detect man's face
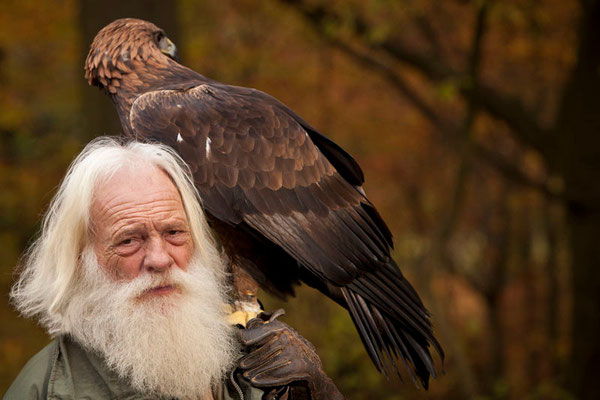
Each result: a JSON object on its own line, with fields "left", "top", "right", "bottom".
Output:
{"left": 69, "top": 177, "right": 236, "bottom": 398}
{"left": 90, "top": 166, "right": 193, "bottom": 291}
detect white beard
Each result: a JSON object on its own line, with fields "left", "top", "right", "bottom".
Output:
{"left": 62, "top": 248, "right": 238, "bottom": 399}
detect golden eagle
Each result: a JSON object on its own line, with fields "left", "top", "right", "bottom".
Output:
{"left": 85, "top": 18, "right": 443, "bottom": 387}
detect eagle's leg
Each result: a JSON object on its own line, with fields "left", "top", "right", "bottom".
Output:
{"left": 232, "top": 263, "right": 261, "bottom": 314}
{"left": 225, "top": 260, "right": 262, "bottom": 327}
{"left": 209, "top": 216, "right": 263, "bottom": 325}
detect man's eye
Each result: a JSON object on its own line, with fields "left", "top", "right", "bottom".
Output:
{"left": 166, "top": 230, "right": 188, "bottom": 244}
{"left": 119, "top": 238, "right": 135, "bottom": 246}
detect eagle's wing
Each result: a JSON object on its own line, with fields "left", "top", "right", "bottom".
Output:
{"left": 129, "top": 83, "right": 442, "bottom": 385}
{"left": 130, "top": 84, "right": 384, "bottom": 283}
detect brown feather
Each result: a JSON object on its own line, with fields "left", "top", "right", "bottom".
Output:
{"left": 85, "top": 18, "right": 443, "bottom": 386}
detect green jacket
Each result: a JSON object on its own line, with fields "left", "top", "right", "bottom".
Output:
{"left": 4, "top": 336, "right": 263, "bottom": 400}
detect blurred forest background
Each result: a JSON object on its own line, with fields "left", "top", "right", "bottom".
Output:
{"left": 1, "top": 0, "right": 599, "bottom": 399}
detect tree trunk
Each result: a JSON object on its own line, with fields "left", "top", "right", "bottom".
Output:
{"left": 553, "top": 2, "right": 600, "bottom": 398}
{"left": 566, "top": 212, "right": 600, "bottom": 399}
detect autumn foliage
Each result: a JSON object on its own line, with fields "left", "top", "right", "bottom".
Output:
{"left": 1, "top": 1, "right": 597, "bottom": 399}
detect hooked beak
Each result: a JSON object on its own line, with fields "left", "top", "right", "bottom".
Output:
{"left": 160, "top": 38, "right": 179, "bottom": 62}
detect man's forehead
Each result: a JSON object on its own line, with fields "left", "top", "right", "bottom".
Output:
{"left": 91, "top": 166, "right": 186, "bottom": 223}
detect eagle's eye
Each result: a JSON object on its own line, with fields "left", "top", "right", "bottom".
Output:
{"left": 154, "top": 31, "right": 165, "bottom": 44}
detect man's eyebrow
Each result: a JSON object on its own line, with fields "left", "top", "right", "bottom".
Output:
{"left": 112, "top": 224, "right": 145, "bottom": 240}
{"left": 159, "top": 218, "right": 190, "bottom": 228}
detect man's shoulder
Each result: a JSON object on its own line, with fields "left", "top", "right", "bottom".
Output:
{"left": 4, "top": 339, "right": 58, "bottom": 400}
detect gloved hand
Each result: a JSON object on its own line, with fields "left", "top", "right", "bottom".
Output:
{"left": 237, "top": 309, "right": 344, "bottom": 400}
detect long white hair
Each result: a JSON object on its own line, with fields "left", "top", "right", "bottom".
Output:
{"left": 10, "top": 137, "right": 225, "bottom": 335}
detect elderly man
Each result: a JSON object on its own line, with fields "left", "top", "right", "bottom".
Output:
{"left": 6, "top": 138, "right": 342, "bottom": 400}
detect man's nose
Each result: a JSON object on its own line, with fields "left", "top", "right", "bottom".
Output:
{"left": 143, "top": 236, "right": 172, "bottom": 273}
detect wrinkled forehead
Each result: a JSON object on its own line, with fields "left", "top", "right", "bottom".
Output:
{"left": 90, "top": 165, "right": 186, "bottom": 224}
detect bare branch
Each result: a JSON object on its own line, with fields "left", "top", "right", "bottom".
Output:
{"left": 278, "top": 0, "right": 550, "bottom": 154}
{"left": 328, "top": 38, "right": 447, "bottom": 132}
{"left": 275, "top": 0, "right": 565, "bottom": 201}
{"left": 436, "top": 0, "right": 490, "bottom": 246}
{"left": 472, "top": 144, "right": 562, "bottom": 200}
{"left": 301, "top": 4, "right": 561, "bottom": 201}
{"left": 469, "top": 85, "right": 549, "bottom": 153}
{"left": 415, "top": 12, "right": 443, "bottom": 58}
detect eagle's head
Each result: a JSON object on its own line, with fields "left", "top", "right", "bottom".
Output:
{"left": 84, "top": 18, "right": 179, "bottom": 94}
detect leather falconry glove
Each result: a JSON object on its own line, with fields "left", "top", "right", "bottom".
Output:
{"left": 237, "top": 309, "right": 344, "bottom": 400}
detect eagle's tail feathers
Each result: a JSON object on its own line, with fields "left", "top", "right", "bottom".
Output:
{"left": 341, "top": 284, "right": 442, "bottom": 389}
{"left": 341, "top": 287, "right": 385, "bottom": 372}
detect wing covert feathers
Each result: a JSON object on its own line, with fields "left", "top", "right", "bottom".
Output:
{"left": 128, "top": 82, "right": 443, "bottom": 386}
